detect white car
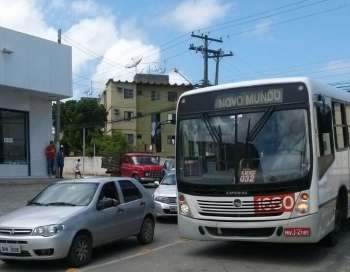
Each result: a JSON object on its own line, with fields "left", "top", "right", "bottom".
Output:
{"left": 153, "top": 172, "right": 177, "bottom": 217}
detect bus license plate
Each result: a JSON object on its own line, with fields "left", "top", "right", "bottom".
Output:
{"left": 0, "top": 243, "right": 21, "bottom": 254}
{"left": 284, "top": 227, "right": 311, "bottom": 237}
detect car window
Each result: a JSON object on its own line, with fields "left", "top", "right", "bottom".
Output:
{"left": 119, "top": 180, "right": 143, "bottom": 202}
{"left": 161, "top": 174, "right": 176, "bottom": 185}
{"left": 98, "top": 182, "right": 119, "bottom": 202}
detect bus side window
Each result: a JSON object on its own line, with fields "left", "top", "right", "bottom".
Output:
{"left": 332, "top": 102, "right": 348, "bottom": 150}
{"left": 315, "top": 103, "right": 335, "bottom": 178}
{"left": 345, "top": 105, "right": 350, "bottom": 144}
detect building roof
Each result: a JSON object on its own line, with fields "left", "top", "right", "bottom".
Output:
{"left": 105, "top": 73, "right": 193, "bottom": 88}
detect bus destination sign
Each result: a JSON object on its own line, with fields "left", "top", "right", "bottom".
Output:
{"left": 214, "top": 88, "right": 283, "bottom": 110}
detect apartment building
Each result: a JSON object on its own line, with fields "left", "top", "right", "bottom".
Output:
{"left": 100, "top": 73, "right": 192, "bottom": 157}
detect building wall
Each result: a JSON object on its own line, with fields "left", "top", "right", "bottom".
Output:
{"left": 0, "top": 26, "right": 72, "bottom": 98}
{"left": 104, "top": 81, "right": 137, "bottom": 144}
{"left": 0, "top": 88, "right": 52, "bottom": 177}
{"left": 136, "top": 84, "right": 189, "bottom": 157}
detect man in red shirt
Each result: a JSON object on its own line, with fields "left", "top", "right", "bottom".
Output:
{"left": 45, "top": 141, "right": 56, "bottom": 177}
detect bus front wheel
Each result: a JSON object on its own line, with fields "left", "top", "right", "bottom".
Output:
{"left": 322, "top": 193, "right": 347, "bottom": 247}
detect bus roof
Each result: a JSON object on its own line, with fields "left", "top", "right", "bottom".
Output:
{"left": 179, "top": 77, "right": 350, "bottom": 103}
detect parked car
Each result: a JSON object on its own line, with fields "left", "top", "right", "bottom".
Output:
{"left": 153, "top": 171, "right": 177, "bottom": 217}
{"left": 120, "top": 153, "right": 163, "bottom": 183}
{"left": 0, "top": 178, "right": 155, "bottom": 267}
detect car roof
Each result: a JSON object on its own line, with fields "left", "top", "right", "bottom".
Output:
{"left": 125, "top": 153, "right": 158, "bottom": 157}
{"left": 57, "top": 177, "right": 136, "bottom": 184}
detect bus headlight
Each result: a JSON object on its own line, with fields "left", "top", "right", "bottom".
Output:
{"left": 293, "top": 192, "right": 309, "bottom": 215}
{"left": 178, "top": 194, "right": 192, "bottom": 217}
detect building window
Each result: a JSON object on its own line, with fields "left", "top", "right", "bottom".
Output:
{"left": 151, "top": 90, "right": 160, "bottom": 101}
{"left": 168, "top": 91, "right": 177, "bottom": 102}
{"left": 137, "top": 89, "right": 142, "bottom": 95}
{"left": 0, "top": 109, "right": 28, "bottom": 164}
{"left": 137, "top": 134, "right": 142, "bottom": 140}
{"left": 124, "top": 111, "right": 134, "bottom": 121}
{"left": 126, "top": 134, "right": 134, "bottom": 145}
{"left": 114, "top": 109, "right": 120, "bottom": 116}
{"left": 167, "top": 135, "right": 175, "bottom": 145}
{"left": 167, "top": 113, "right": 176, "bottom": 123}
{"left": 137, "top": 112, "right": 143, "bottom": 118}
{"left": 124, "top": 89, "right": 134, "bottom": 99}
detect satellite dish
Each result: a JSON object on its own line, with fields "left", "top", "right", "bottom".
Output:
{"left": 125, "top": 56, "right": 142, "bottom": 69}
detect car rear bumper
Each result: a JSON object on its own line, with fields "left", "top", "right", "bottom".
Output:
{"left": 0, "top": 231, "right": 74, "bottom": 261}
{"left": 178, "top": 213, "right": 321, "bottom": 243}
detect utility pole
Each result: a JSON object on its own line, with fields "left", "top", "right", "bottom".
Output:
{"left": 189, "top": 32, "right": 222, "bottom": 86}
{"left": 209, "top": 49, "right": 234, "bottom": 85}
{"left": 55, "top": 29, "right": 62, "bottom": 178}
{"left": 55, "top": 29, "right": 61, "bottom": 144}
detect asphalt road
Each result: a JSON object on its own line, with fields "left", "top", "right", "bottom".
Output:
{"left": 1, "top": 182, "right": 350, "bottom": 272}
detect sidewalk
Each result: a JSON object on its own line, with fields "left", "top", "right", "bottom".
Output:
{"left": 0, "top": 177, "right": 63, "bottom": 185}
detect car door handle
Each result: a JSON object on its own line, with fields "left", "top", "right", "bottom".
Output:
{"left": 140, "top": 201, "right": 146, "bottom": 206}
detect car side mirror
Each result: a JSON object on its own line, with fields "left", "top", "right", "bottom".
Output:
{"left": 97, "top": 198, "right": 119, "bottom": 210}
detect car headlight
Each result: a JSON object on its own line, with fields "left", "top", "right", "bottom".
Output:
{"left": 178, "top": 194, "right": 192, "bottom": 217}
{"left": 32, "top": 224, "right": 64, "bottom": 237}
{"left": 144, "top": 171, "right": 150, "bottom": 177}
{"left": 154, "top": 196, "right": 167, "bottom": 203}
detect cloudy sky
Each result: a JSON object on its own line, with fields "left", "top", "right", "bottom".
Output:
{"left": 0, "top": 0, "right": 349, "bottom": 97}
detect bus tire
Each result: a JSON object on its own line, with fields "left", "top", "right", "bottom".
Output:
{"left": 322, "top": 193, "right": 347, "bottom": 247}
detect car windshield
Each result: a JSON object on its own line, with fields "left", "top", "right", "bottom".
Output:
{"left": 29, "top": 183, "right": 98, "bottom": 206}
{"left": 132, "top": 156, "right": 159, "bottom": 165}
{"left": 161, "top": 174, "right": 176, "bottom": 185}
{"left": 177, "top": 108, "right": 310, "bottom": 186}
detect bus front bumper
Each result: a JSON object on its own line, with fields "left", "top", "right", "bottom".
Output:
{"left": 178, "top": 213, "right": 320, "bottom": 243}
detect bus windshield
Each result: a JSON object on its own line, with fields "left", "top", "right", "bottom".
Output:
{"left": 177, "top": 108, "right": 310, "bottom": 186}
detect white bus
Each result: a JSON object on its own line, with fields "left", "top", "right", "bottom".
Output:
{"left": 176, "top": 77, "right": 350, "bottom": 245}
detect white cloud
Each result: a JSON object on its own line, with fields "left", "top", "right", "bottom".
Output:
{"left": 64, "top": 16, "right": 118, "bottom": 74}
{"left": 0, "top": 0, "right": 56, "bottom": 40}
{"left": 324, "top": 60, "right": 350, "bottom": 75}
{"left": 165, "top": 0, "right": 232, "bottom": 31}
{"left": 92, "top": 39, "right": 160, "bottom": 83}
{"left": 243, "top": 19, "right": 272, "bottom": 38}
{"left": 70, "top": 0, "right": 101, "bottom": 16}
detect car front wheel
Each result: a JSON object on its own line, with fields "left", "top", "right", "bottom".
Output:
{"left": 137, "top": 217, "right": 155, "bottom": 244}
{"left": 67, "top": 233, "right": 93, "bottom": 267}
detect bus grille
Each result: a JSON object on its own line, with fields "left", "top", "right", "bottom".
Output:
{"left": 206, "top": 227, "right": 276, "bottom": 237}
{"left": 197, "top": 199, "right": 283, "bottom": 217}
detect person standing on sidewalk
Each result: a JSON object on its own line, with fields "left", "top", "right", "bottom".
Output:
{"left": 74, "top": 158, "right": 83, "bottom": 179}
{"left": 45, "top": 141, "right": 56, "bottom": 177}
{"left": 56, "top": 145, "right": 65, "bottom": 179}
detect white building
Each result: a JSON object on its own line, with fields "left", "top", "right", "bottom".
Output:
{"left": 0, "top": 26, "right": 72, "bottom": 178}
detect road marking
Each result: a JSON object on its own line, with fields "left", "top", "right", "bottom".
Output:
{"left": 82, "top": 239, "right": 187, "bottom": 271}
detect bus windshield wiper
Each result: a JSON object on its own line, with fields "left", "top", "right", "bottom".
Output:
{"left": 45, "top": 202, "right": 77, "bottom": 206}
{"left": 202, "top": 114, "right": 221, "bottom": 144}
{"left": 247, "top": 106, "right": 275, "bottom": 142}
{"left": 27, "top": 201, "right": 45, "bottom": 206}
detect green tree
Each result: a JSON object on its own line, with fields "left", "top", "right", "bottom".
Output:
{"left": 58, "top": 99, "right": 107, "bottom": 155}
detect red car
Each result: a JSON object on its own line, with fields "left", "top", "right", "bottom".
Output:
{"left": 120, "top": 153, "right": 163, "bottom": 183}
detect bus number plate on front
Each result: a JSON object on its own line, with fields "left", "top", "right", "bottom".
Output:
{"left": 284, "top": 227, "right": 311, "bottom": 237}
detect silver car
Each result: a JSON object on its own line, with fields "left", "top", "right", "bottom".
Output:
{"left": 0, "top": 178, "right": 155, "bottom": 267}
{"left": 153, "top": 172, "right": 177, "bottom": 217}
